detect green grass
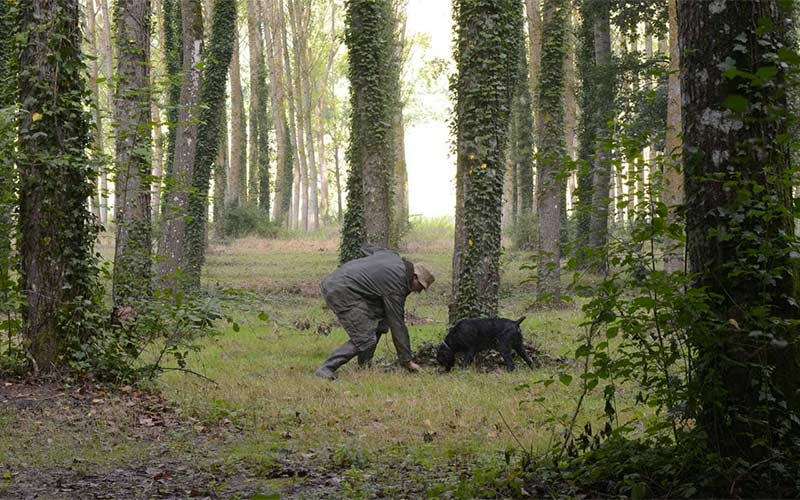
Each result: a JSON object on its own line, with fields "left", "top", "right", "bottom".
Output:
{"left": 3, "top": 221, "right": 617, "bottom": 493}
{"left": 156, "top": 222, "right": 600, "bottom": 467}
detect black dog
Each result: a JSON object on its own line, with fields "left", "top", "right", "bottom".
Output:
{"left": 436, "top": 317, "right": 534, "bottom": 372}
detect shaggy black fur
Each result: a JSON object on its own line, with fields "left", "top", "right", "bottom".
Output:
{"left": 436, "top": 317, "right": 535, "bottom": 372}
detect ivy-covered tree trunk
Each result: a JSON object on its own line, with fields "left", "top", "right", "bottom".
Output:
{"left": 587, "top": 0, "right": 614, "bottom": 271}
{"left": 246, "top": 0, "right": 260, "bottom": 206}
{"left": 0, "top": 0, "right": 16, "bottom": 314}
{"left": 157, "top": 0, "right": 202, "bottom": 289}
{"left": 678, "top": 0, "right": 800, "bottom": 462}
{"left": 227, "top": 30, "right": 246, "bottom": 209}
{"left": 161, "top": 0, "right": 183, "bottom": 216}
{"left": 185, "top": 0, "right": 236, "bottom": 287}
{"left": 151, "top": 0, "right": 166, "bottom": 219}
{"left": 340, "top": 0, "right": 397, "bottom": 263}
{"left": 449, "top": 0, "right": 521, "bottom": 322}
{"left": 662, "top": 0, "right": 683, "bottom": 273}
{"left": 18, "top": 0, "right": 100, "bottom": 372}
{"left": 112, "top": 0, "right": 153, "bottom": 308}
{"left": 574, "top": 0, "right": 595, "bottom": 266}
{"left": 513, "top": 35, "right": 534, "bottom": 219}
{"left": 535, "top": 0, "right": 567, "bottom": 298}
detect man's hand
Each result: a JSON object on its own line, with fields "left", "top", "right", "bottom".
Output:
{"left": 403, "top": 361, "right": 421, "bottom": 373}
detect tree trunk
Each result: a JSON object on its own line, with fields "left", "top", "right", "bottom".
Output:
{"left": 679, "top": 0, "right": 800, "bottom": 462}
{"left": 213, "top": 110, "right": 228, "bottom": 239}
{"left": 157, "top": 0, "right": 202, "bottom": 289}
{"left": 334, "top": 140, "right": 343, "bottom": 223}
{"left": 390, "top": 2, "right": 408, "bottom": 247}
{"left": 252, "top": 0, "right": 270, "bottom": 215}
{"left": 246, "top": 0, "right": 261, "bottom": 206}
{"left": 112, "top": 0, "right": 153, "bottom": 308}
{"left": 574, "top": 1, "right": 595, "bottom": 266}
{"left": 0, "top": 1, "right": 17, "bottom": 311}
{"left": 588, "top": 0, "right": 613, "bottom": 272}
{"left": 288, "top": 0, "right": 311, "bottom": 232}
{"left": 96, "top": 0, "right": 114, "bottom": 226}
{"left": 663, "top": 0, "right": 683, "bottom": 273}
{"left": 279, "top": 0, "right": 300, "bottom": 231}
{"left": 85, "top": 0, "right": 104, "bottom": 221}
{"left": 535, "top": 0, "right": 567, "bottom": 298}
{"left": 151, "top": 0, "right": 165, "bottom": 222}
{"left": 340, "top": 0, "right": 397, "bottom": 263}
{"left": 263, "top": 0, "right": 288, "bottom": 225}
{"left": 186, "top": 0, "right": 236, "bottom": 287}
{"left": 449, "top": 0, "right": 521, "bottom": 322}
{"left": 525, "top": 0, "right": 542, "bottom": 132}
{"left": 562, "top": 10, "right": 577, "bottom": 252}
{"left": 227, "top": 30, "right": 246, "bottom": 209}
{"left": 161, "top": 0, "right": 183, "bottom": 216}
{"left": 18, "top": 0, "right": 98, "bottom": 372}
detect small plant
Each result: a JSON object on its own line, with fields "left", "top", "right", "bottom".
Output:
{"left": 221, "top": 205, "right": 278, "bottom": 239}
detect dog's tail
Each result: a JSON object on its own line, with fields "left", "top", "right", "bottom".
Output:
{"left": 515, "top": 316, "right": 526, "bottom": 326}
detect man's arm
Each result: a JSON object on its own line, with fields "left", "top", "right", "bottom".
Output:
{"left": 382, "top": 294, "right": 412, "bottom": 364}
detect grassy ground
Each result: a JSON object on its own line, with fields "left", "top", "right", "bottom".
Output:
{"left": 1, "top": 221, "right": 607, "bottom": 498}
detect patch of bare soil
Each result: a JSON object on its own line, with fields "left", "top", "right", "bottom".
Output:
{"left": 411, "top": 341, "right": 567, "bottom": 371}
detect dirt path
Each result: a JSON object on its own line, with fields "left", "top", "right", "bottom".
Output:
{"left": 0, "top": 380, "right": 461, "bottom": 499}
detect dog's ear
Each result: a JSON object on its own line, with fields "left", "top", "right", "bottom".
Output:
{"left": 516, "top": 316, "right": 526, "bottom": 326}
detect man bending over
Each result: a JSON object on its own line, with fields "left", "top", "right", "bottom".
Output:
{"left": 315, "top": 246, "right": 434, "bottom": 380}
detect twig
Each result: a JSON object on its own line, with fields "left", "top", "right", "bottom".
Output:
{"left": 151, "top": 366, "right": 219, "bottom": 386}
{"left": 498, "top": 409, "right": 527, "bottom": 453}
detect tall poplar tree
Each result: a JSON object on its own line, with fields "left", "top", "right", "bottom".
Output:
{"left": 18, "top": 0, "right": 100, "bottom": 371}
{"left": 679, "top": 0, "right": 800, "bottom": 463}
{"left": 449, "top": 0, "right": 522, "bottom": 322}
{"left": 339, "top": 0, "right": 397, "bottom": 263}
{"left": 0, "top": 0, "right": 16, "bottom": 304}
{"left": 157, "top": 0, "right": 202, "bottom": 289}
{"left": 112, "top": 0, "right": 153, "bottom": 308}
{"left": 535, "top": 0, "right": 568, "bottom": 297}
{"left": 185, "top": 0, "right": 236, "bottom": 288}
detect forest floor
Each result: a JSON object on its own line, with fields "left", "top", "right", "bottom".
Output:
{"left": 1, "top": 225, "right": 604, "bottom": 499}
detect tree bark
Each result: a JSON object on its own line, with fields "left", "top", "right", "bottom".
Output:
{"left": 186, "top": 0, "right": 236, "bottom": 287}
{"left": 18, "top": 0, "right": 98, "bottom": 371}
{"left": 449, "top": 0, "right": 521, "bottom": 321}
{"left": 246, "top": 0, "right": 261, "bottom": 206}
{"left": 213, "top": 110, "right": 228, "bottom": 239}
{"left": 535, "top": 0, "right": 567, "bottom": 298}
{"left": 663, "top": 0, "right": 683, "bottom": 273}
{"left": 279, "top": 0, "right": 301, "bottom": 231}
{"left": 157, "top": 0, "right": 202, "bottom": 289}
{"left": 113, "top": 0, "right": 153, "bottom": 308}
{"left": 588, "top": 0, "right": 613, "bottom": 272}
{"left": 227, "top": 29, "right": 246, "bottom": 209}
{"left": 340, "top": 0, "right": 396, "bottom": 262}
{"left": 288, "top": 0, "right": 310, "bottom": 232}
{"left": 85, "top": 0, "right": 104, "bottom": 221}
{"left": 97, "top": 0, "right": 115, "bottom": 226}
{"left": 679, "top": 0, "right": 800, "bottom": 461}
{"left": 263, "top": 0, "right": 288, "bottom": 225}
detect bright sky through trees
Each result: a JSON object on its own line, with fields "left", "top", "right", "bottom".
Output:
{"left": 405, "top": 0, "right": 455, "bottom": 219}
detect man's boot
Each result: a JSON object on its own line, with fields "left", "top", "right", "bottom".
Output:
{"left": 314, "top": 341, "right": 360, "bottom": 380}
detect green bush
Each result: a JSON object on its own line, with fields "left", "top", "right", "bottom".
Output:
{"left": 509, "top": 211, "right": 537, "bottom": 251}
{"left": 221, "top": 205, "right": 278, "bottom": 239}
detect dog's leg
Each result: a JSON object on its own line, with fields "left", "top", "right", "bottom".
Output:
{"left": 515, "top": 340, "right": 535, "bottom": 369}
{"left": 499, "top": 347, "right": 516, "bottom": 371}
{"left": 462, "top": 349, "right": 476, "bottom": 368}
